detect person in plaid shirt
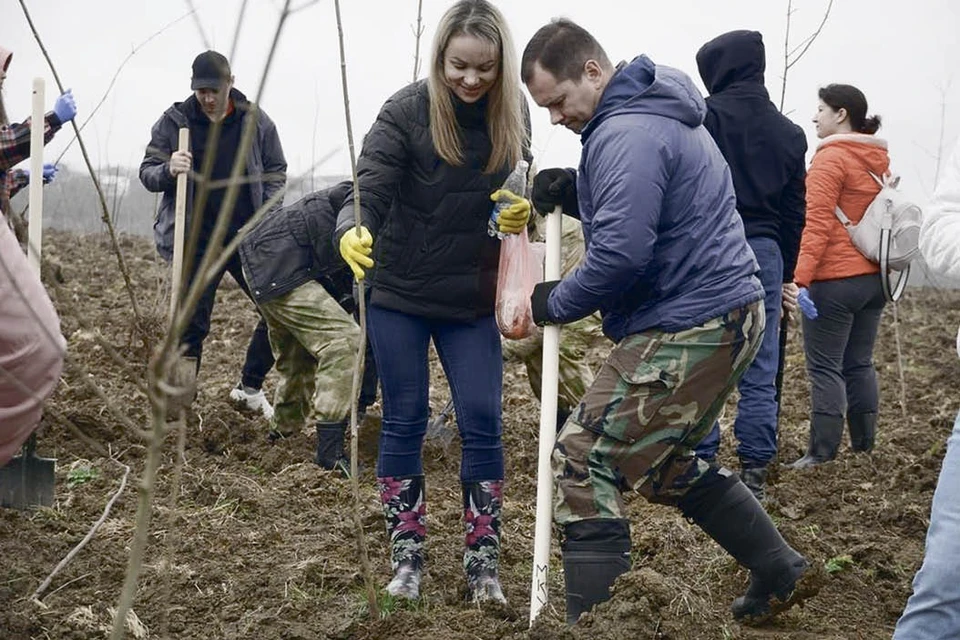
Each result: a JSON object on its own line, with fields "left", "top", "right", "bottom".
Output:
{"left": 0, "top": 45, "right": 77, "bottom": 233}
{"left": 0, "top": 44, "right": 75, "bottom": 466}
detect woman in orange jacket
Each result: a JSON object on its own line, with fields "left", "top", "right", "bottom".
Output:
{"left": 789, "top": 84, "right": 888, "bottom": 468}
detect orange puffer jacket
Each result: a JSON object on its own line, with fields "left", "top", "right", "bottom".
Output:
{"left": 793, "top": 133, "right": 890, "bottom": 287}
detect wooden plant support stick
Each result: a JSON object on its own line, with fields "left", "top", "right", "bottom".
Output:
{"left": 28, "top": 78, "right": 44, "bottom": 272}
{"left": 334, "top": 0, "right": 380, "bottom": 619}
{"left": 170, "top": 128, "right": 189, "bottom": 321}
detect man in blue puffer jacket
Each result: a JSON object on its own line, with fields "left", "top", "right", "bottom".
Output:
{"left": 522, "top": 18, "right": 819, "bottom": 625}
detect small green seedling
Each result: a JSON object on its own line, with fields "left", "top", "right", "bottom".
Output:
{"left": 825, "top": 554, "right": 855, "bottom": 575}
{"left": 66, "top": 465, "right": 100, "bottom": 488}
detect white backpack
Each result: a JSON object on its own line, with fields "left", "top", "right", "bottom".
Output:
{"left": 833, "top": 172, "right": 922, "bottom": 301}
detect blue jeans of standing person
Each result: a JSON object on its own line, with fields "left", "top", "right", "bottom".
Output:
{"left": 367, "top": 304, "right": 504, "bottom": 482}
{"left": 894, "top": 410, "right": 960, "bottom": 639}
{"left": 696, "top": 237, "right": 782, "bottom": 465}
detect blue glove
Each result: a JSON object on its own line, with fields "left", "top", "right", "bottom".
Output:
{"left": 797, "top": 287, "right": 818, "bottom": 320}
{"left": 42, "top": 163, "right": 57, "bottom": 184}
{"left": 53, "top": 89, "right": 77, "bottom": 123}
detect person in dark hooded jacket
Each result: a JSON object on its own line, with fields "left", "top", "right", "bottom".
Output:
{"left": 139, "top": 50, "right": 287, "bottom": 422}
{"left": 522, "top": 18, "right": 818, "bottom": 625}
{"left": 692, "top": 30, "right": 808, "bottom": 500}
{"left": 239, "top": 180, "right": 378, "bottom": 473}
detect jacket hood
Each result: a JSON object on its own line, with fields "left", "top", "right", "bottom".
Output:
{"left": 696, "top": 30, "right": 765, "bottom": 94}
{"left": 583, "top": 55, "right": 705, "bottom": 140}
{"left": 818, "top": 132, "right": 890, "bottom": 175}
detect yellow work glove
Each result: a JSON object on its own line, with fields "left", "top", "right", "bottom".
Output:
{"left": 339, "top": 225, "right": 374, "bottom": 280}
{"left": 490, "top": 189, "right": 531, "bottom": 235}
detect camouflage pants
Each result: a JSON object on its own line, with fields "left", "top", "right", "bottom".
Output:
{"left": 259, "top": 280, "right": 360, "bottom": 428}
{"left": 502, "top": 314, "right": 602, "bottom": 413}
{"left": 553, "top": 302, "right": 764, "bottom": 526}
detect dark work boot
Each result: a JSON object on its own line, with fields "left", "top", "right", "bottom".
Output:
{"left": 462, "top": 480, "right": 507, "bottom": 603}
{"left": 848, "top": 412, "right": 877, "bottom": 452}
{"left": 378, "top": 475, "right": 426, "bottom": 599}
{"left": 739, "top": 458, "right": 769, "bottom": 503}
{"left": 787, "top": 413, "right": 844, "bottom": 469}
{"left": 315, "top": 421, "right": 349, "bottom": 476}
{"left": 561, "top": 518, "right": 632, "bottom": 624}
{"left": 680, "top": 471, "right": 820, "bottom": 624}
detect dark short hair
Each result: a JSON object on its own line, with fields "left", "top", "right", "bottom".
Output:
{"left": 521, "top": 18, "right": 610, "bottom": 84}
{"left": 818, "top": 84, "right": 882, "bottom": 134}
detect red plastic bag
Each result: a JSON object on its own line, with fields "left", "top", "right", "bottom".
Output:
{"left": 495, "top": 228, "right": 544, "bottom": 339}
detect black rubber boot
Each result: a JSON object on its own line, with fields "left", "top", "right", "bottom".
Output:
{"left": 680, "top": 470, "right": 819, "bottom": 624}
{"left": 848, "top": 412, "right": 877, "bottom": 452}
{"left": 561, "top": 518, "right": 632, "bottom": 624}
{"left": 788, "top": 413, "right": 844, "bottom": 469}
{"left": 315, "top": 421, "right": 349, "bottom": 476}
{"left": 739, "top": 458, "right": 769, "bottom": 503}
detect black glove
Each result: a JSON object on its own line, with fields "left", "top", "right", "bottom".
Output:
{"left": 531, "top": 280, "right": 561, "bottom": 326}
{"left": 532, "top": 168, "right": 579, "bottom": 218}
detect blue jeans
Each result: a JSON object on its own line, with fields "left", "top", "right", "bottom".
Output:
{"left": 697, "top": 237, "right": 782, "bottom": 464}
{"left": 366, "top": 305, "right": 504, "bottom": 482}
{"left": 894, "top": 410, "right": 960, "bottom": 639}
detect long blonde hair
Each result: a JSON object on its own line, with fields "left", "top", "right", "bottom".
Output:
{"left": 427, "top": 0, "right": 526, "bottom": 174}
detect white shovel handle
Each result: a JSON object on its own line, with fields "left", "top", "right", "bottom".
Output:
{"left": 529, "top": 205, "right": 563, "bottom": 625}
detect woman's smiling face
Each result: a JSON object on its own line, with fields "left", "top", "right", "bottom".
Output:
{"left": 443, "top": 33, "right": 499, "bottom": 104}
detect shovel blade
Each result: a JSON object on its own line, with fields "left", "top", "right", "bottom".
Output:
{"left": 0, "top": 452, "right": 56, "bottom": 509}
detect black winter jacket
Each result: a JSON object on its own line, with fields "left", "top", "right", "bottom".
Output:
{"left": 696, "top": 30, "right": 807, "bottom": 282}
{"left": 139, "top": 88, "right": 287, "bottom": 261}
{"left": 334, "top": 80, "right": 531, "bottom": 321}
{"left": 240, "top": 181, "right": 353, "bottom": 305}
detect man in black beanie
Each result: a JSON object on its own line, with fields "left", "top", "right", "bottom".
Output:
{"left": 139, "top": 50, "right": 287, "bottom": 420}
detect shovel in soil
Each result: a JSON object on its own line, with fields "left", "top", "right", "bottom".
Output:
{"left": 425, "top": 399, "right": 456, "bottom": 449}
{"left": 0, "top": 434, "right": 56, "bottom": 509}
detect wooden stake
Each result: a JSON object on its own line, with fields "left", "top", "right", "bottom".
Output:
{"left": 170, "top": 128, "right": 189, "bottom": 321}
{"left": 27, "top": 78, "right": 44, "bottom": 272}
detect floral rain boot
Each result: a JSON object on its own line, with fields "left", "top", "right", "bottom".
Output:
{"left": 462, "top": 480, "right": 506, "bottom": 604}
{"left": 378, "top": 474, "right": 426, "bottom": 599}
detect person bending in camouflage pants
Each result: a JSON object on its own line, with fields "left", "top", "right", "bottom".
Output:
{"left": 522, "top": 19, "right": 819, "bottom": 626}
{"left": 239, "top": 182, "right": 364, "bottom": 475}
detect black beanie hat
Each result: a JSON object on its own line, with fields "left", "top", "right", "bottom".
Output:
{"left": 191, "top": 50, "right": 231, "bottom": 90}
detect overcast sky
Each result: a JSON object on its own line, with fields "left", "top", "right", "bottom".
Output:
{"left": 4, "top": 0, "right": 959, "bottom": 204}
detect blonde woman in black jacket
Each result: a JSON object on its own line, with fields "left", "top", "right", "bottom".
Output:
{"left": 336, "top": 0, "right": 531, "bottom": 604}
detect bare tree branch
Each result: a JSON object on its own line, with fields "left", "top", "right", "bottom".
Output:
{"left": 17, "top": 0, "right": 144, "bottom": 328}
{"left": 412, "top": 0, "right": 425, "bottom": 82}
{"left": 779, "top": 0, "right": 834, "bottom": 112}
{"left": 334, "top": 0, "right": 380, "bottom": 619}
{"left": 31, "top": 459, "right": 131, "bottom": 601}
{"left": 55, "top": 10, "right": 195, "bottom": 164}
{"left": 786, "top": 0, "right": 834, "bottom": 70}
{"left": 183, "top": 0, "right": 212, "bottom": 49}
